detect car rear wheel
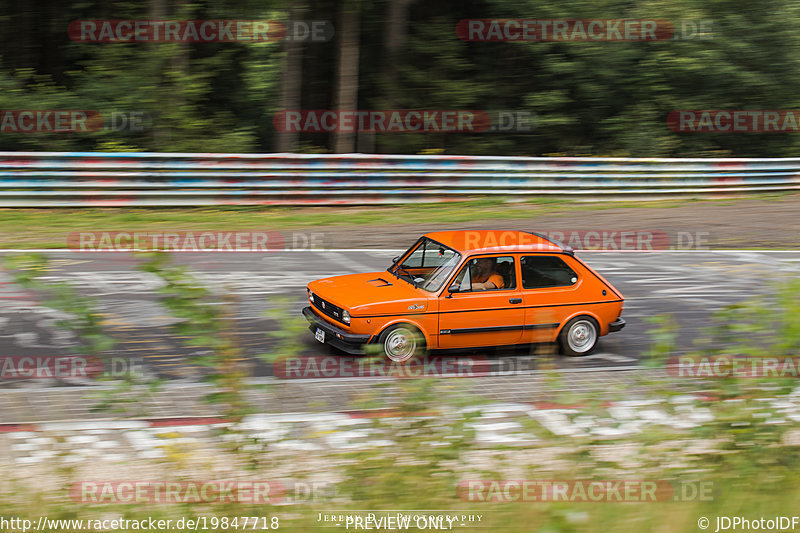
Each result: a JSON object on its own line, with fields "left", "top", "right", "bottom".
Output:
{"left": 378, "top": 324, "right": 426, "bottom": 362}
{"left": 558, "top": 316, "right": 599, "bottom": 356}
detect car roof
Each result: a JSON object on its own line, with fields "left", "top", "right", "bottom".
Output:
{"left": 423, "top": 230, "right": 567, "bottom": 255}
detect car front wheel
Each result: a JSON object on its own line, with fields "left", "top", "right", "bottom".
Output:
{"left": 558, "top": 316, "right": 599, "bottom": 356}
{"left": 378, "top": 324, "right": 425, "bottom": 362}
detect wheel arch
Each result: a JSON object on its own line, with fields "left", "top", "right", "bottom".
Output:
{"left": 374, "top": 317, "right": 431, "bottom": 347}
{"left": 557, "top": 310, "right": 605, "bottom": 339}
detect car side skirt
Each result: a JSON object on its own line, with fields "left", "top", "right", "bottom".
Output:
{"left": 440, "top": 323, "right": 559, "bottom": 335}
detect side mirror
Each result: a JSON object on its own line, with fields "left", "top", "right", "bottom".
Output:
{"left": 392, "top": 256, "right": 400, "bottom": 264}
{"left": 448, "top": 283, "right": 460, "bottom": 294}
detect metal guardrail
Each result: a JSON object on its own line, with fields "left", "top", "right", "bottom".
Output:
{"left": 0, "top": 151, "right": 798, "bottom": 206}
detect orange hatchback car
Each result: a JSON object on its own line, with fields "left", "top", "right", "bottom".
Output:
{"left": 303, "top": 230, "right": 625, "bottom": 362}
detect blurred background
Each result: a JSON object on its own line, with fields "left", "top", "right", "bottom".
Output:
{"left": 1, "top": 0, "right": 798, "bottom": 156}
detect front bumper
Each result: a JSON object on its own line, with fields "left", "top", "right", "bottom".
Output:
{"left": 608, "top": 318, "right": 626, "bottom": 332}
{"left": 302, "top": 306, "right": 372, "bottom": 355}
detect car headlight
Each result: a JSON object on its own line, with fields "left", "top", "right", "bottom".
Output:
{"left": 308, "top": 289, "right": 314, "bottom": 302}
{"left": 342, "top": 310, "right": 350, "bottom": 325}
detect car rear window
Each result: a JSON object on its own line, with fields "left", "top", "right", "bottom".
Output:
{"left": 521, "top": 255, "right": 578, "bottom": 289}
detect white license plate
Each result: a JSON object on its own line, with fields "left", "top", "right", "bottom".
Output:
{"left": 315, "top": 328, "right": 325, "bottom": 343}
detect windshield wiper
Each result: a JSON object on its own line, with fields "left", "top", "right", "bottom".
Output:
{"left": 394, "top": 265, "right": 418, "bottom": 288}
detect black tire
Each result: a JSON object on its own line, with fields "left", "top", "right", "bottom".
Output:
{"left": 558, "top": 316, "right": 600, "bottom": 356}
{"left": 377, "top": 324, "right": 427, "bottom": 362}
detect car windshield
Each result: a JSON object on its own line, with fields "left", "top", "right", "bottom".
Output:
{"left": 389, "top": 238, "right": 461, "bottom": 292}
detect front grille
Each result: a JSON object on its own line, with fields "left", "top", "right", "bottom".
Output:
{"left": 312, "top": 294, "right": 345, "bottom": 323}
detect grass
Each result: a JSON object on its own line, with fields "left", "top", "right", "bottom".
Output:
{"left": 0, "top": 194, "right": 763, "bottom": 249}
{"left": 4, "top": 379, "right": 800, "bottom": 533}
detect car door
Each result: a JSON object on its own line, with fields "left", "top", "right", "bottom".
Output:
{"left": 519, "top": 254, "right": 583, "bottom": 343}
{"left": 437, "top": 255, "right": 525, "bottom": 349}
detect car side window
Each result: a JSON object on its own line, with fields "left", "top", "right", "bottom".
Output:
{"left": 452, "top": 263, "right": 471, "bottom": 291}
{"left": 452, "top": 256, "right": 516, "bottom": 292}
{"left": 521, "top": 255, "right": 578, "bottom": 289}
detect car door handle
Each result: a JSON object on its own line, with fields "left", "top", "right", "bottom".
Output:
{"left": 509, "top": 298, "right": 522, "bottom": 304}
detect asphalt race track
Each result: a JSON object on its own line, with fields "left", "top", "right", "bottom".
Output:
{"left": 1, "top": 249, "right": 799, "bottom": 384}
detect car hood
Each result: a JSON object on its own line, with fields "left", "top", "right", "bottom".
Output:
{"left": 308, "top": 272, "right": 430, "bottom": 314}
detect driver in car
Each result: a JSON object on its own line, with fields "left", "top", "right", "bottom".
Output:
{"left": 471, "top": 257, "right": 504, "bottom": 290}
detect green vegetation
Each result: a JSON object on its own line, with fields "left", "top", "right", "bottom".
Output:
{"left": 3, "top": 378, "right": 800, "bottom": 532}
{"left": 3, "top": 0, "right": 800, "bottom": 156}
